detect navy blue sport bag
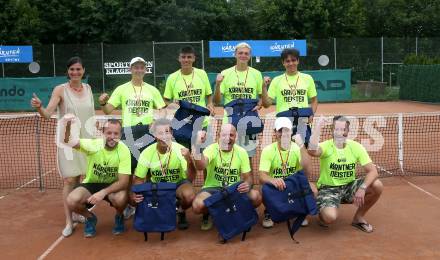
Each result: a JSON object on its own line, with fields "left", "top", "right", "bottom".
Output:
{"left": 224, "top": 99, "right": 264, "bottom": 135}
{"left": 276, "top": 107, "right": 313, "bottom": 144}
{"left": 204, "top": 182, "right": 258, "bottom": 242}
{"left": 172, "top": 100, "right": 211, "bottom": 147}
{"left": 132, "top": 182, "right": 177, "bottom": 241}
{"left": 262, "top": 171, "right": 318, "bottom": 241}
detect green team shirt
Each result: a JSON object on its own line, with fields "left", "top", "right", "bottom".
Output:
{"left": 220, "top": 66, "right": 263, "bottom": 105}
{"left": 267, "top": 72, "right": 317, "bottom": 113}
{"left": 135, "top": 142, "right": 187, "bottom": 183}
{"left": 202, "top": 143, "right": 251, "bottom": 189}
{"left": 164, "top": 68, "right": 212, "bottom": 127}
{"left": 259, "top": 142, "right": 302, "bottom": 179}
{"left": 108, "top": 81, "right": 166, "bottom": 127}
{"left": 317, "top": 139, "right": 372, "bottom": 188}
{"left": 77, "top": 139, "right": 131, "bottom": 184}
{"left": 164, "top": 68, "right": 212, "bottom": 106}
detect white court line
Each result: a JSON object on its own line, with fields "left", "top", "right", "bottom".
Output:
{"left": 37, "top": 223, "right": 78, "bottom": 260}
{"left": 402, "top": 177, "right": 440, "bottom": 202}
{"left": 0, "top": 168, "right": 56, "bottom": 200}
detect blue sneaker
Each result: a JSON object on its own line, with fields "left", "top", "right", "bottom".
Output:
{"left": 84, "top": 213, "right": 97, "bottom": 238}
{"left": 112, "top": 214, "right": 125, "bottom": 235}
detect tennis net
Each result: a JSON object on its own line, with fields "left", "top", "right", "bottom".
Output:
{"left": 0, "top": 112, "right": 439, "bottom": 190}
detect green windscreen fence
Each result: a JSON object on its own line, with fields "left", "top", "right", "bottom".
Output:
{"left": 398, "top": 65, "right": 440, "bottom": 103}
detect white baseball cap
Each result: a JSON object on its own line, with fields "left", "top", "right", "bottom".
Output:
{"left": 274, "top": 117, "right": 292, "bottom": 131}
{"left": 129, "top": 57, "right": 146, "bottom": 67}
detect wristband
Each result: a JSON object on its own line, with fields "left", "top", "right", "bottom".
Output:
{"left": 100, "top": 102, "right": 107, "bottom": 106}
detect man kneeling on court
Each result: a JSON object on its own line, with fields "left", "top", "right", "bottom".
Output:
{"left": 131, "top": 118, "right": 196, "bottom": 229}
{"left": 307, "top": 115, "right": 383, "bottom": 233}
{"left": 259, "top": 117, "right": 313, "bottom": 228}
{"left": 192, "top": 123, "right": 262, "bottom": 230}
{"left": 64, "top": 116, "right": 131, "bottom": 238}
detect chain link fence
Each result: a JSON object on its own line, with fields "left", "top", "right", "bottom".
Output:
{"left": 2, "top": 37, "right": 440, "bottom": 95}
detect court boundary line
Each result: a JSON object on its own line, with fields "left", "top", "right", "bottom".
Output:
{"left": 37, "top": 223, "right": 78, "bottom": 260}
{"left": 0, "top": 168, "right": 57, "bottom": 200}
{"left": 402, "top": 177, "right": 440, "bottom": 202}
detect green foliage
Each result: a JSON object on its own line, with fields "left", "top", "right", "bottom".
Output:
{"left": 1, "top": 0, "right": 440, "bottom": 44}
{"left": 403, "top": 53, "right": 440, "bottom": 65}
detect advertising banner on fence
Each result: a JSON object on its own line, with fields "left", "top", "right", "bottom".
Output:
{"left": 209, "top": 40, "right": 307, "bottom": 58}
{"left": 205, "top": 69, "right": 351, "bottom": 102}
{"left": 0, "top": 46, "right": 33, "bottom": 63}
{"left": 0, "top": 77, "right": 88, "bottom": 111}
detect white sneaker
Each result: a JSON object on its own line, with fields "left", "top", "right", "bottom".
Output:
{"left": 62, "top": 224, "right": 74, "bottom": 237}
{"left": 72, "top": 213, "right": 85, "bottom": 224}
{"left": 123, "top": 205, "right": 136, "bottom": 220}
{"left": 262, "top": 213, "right": 274, "bottom": 228}
{"left": 301, "top": 218, "right": 309, "bottom": 227}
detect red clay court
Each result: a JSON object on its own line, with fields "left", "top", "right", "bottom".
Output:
{"left": 1, "top": 101, "right": 440, "bottom": 259}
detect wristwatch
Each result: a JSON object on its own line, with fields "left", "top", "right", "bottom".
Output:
{"left": 359, "top": 183, "right": 367, "bottom": 190}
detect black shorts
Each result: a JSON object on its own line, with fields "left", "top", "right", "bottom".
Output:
{"left": 76, "top": 183, "right": 112, "bottom": 208}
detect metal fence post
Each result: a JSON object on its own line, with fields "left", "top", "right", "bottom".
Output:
{"left": 334, "top": 38, "right": 337, "bottom": 69}
{"left": 35, "top": 115, "right": 44, "bottom": 191}
{"left": 381, "top": 37, "right": 384, "bottom": 82}
{"left": 101, "top": 42, "right": 105, "bottom": 92}
{"left": 1, "top": 44, "right": 4, "bottom": 77}
{"left": 52, "top": 44, "right": 56, "bottom": 77}
{"left": 201, "top": 40, "right": 205, "bottom": 70}
{"left": 415, "top": 37, "right": 418, "bottom": 56}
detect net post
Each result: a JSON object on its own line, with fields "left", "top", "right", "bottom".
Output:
{"left": 398, "top": 113, "right": 404, "bottom": 174}
{"left": 35, "top": 115, "right": 45, "bottom": 192}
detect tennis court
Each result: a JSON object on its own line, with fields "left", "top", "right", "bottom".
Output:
{"left": 1, "top": 101, "right": 440, "bottom": 259}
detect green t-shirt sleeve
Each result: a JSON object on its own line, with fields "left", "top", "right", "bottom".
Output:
{"left": 134, "top": 150, "right": 149, "bottom": 179}
{"left": 219, "top": 70, "right": 228, "bottom": 94}
{"left": 78, "top": 139, "right": 102, "bottom": 155}
{"left": 201, "top": 70, "right": 213, "bottom": 96}
{"left": 292, "top": 145, "right": 302, "bottom": 170}
{"left": 152, "top": 87, "right": 166, "bottom": 109}
{"left": 108, "top": 86, "right": 122, "bottom": 108}
{"left": 254, "top": 70, "right": 263, "bottom": 95}
{"left": 258, "top": 146, "right": 272, "bottom": 173}
{"left": 354, "top": 142, "right": 372, "bottom": 166}
{"left": 118, "top": 144, "right": 132, "bottom": 175}
{"left": 307, "top": 75, "right": 317, "bottom": 98}
{"left": 319, "top": 140, "right": 332, "bottom": 159}
{"left": 267, "top": 77, "right": 278, "bottom": 100}
{"left": 163, "top": 74, "right": 175, "bottom": 100}
{"left": 239, "top": 148, "right": 251, "bottom": 173}
{"left": 203, "top": 144, "right": 217, "bottom": 165}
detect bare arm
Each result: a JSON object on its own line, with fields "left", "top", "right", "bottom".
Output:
{"left": 206, "top": 94, "right": 215, "bottom": 115}
{"left": 261, "top": 76, "right": 273, "bottom": 108}
{"left": 361, "top": 163, "right": 379, "bottom": 188}
{"left": 307, "top": 117, "right": 327, "bottom": 157}
{"left": 213, "top": 73, "right": 224, "bottom": 105}
{"left": 99, "top": 93, "right": 115, "bottom": 114}
{"left": 62, "top": 115, "right": 80, "bottom": 149}
{"left": 31, "top": 86, "right": 62, "bottom": 119}
{"left": 181, "top": 148, "right": 197, "bottom": 182}
{"left": 310, "top": 96, "right": 318, "bottom": 114}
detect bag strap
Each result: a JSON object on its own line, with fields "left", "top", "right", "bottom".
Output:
{"left": 151, "top": 183, "right": 159, "bottom": 208}
{"left": 286, "top": 215, "right": 306, "bottom": 243}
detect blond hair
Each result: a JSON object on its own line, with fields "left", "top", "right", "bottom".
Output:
{"left": 235, "top": 42, "right": 251, "bottom": 53}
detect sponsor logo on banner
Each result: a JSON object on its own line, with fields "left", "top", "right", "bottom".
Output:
{"left": 209, "top": 40, "right": 307, "bottom": 58}
{"left": 0, "top": 46, "right": 33, "bottom": 63}
{"left": 103, "top": 61, "right": 153, "bottom": 75}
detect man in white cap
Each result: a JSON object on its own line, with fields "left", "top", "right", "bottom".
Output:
{"left": 258, "top": 117, "right": 313, "bottom": 228}
{"left": 99, "top": 57, "right": 166, "bottom": 218}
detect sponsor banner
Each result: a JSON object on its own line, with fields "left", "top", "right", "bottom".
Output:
{"left": 209, "top": 40, "right": 307, "bottom": 58}
{"left": 0, "top": 46, "right": 33, "bottom": 63}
